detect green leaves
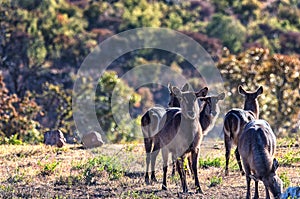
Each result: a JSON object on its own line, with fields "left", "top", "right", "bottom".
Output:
{"left": 206, "top": 14, "right": 246, "bottom": 53}
{"left": 218, "top": 48, "right": 300, "bottom": 136}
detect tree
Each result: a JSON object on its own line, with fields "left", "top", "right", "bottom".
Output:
{"left": 206, "top": 14, "right": 246, "bottom": 53}
{"left": 218, "top": 47, "right": 300, "bottom": 136}
{"left": 116, "top": 0, "right": 163, "bottom": 30}
{"left": 95, "top": 71, "right": 141, "bottom": 143}
{"left": 0, "top": 75, "right": 42, "bottom": 143}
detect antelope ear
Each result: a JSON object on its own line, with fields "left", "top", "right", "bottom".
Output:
{"left": 196, "top": 87, "right": 208, "bottom": 98}
{"left": 218, "top": 92, "right": 225, "bottom": 100}
{"left": 256, "top": 86, "right": 263, "bottom": 96}
{"left": 172, "top": 86, "right": 182, "bottom": 98}
{"left": 168, "top": 83, "right": 173, "bottom": 93}
{"left": 238, "top": 85, "right": 247, "bottom": 95}
{"left": 181, "top": 83, "right": 189, "bottom": 92}
{"left": 272, "top": 158, "right": 279, "bottom": 172}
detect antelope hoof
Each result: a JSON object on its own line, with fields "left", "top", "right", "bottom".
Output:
{"left": 196, "top": 187, "right": 203, "bottom": 194}
{"left": 151, "top": 176, "right": 158, "bottom": 183}
{"left": 162, "top": 184, "right": 168, "bottom": 190}
{"left": 241, "top": 170, "right": 245, "bottom": 176}
{"left": 145, "top": 177, "right": 150, "bottom": 185}
{"left": 183, "top": 189, "right": 188, "bottom": 193}
{"left": 225, "top": 170, "right": 229, "bottom": 176}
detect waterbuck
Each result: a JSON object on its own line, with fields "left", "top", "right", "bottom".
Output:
{"left": 171, "top": 92, "right": 226, "bottom": 176}
{"left": 154, "top": 86, "right": 208, "bottom": 193}
{"left": 147, "top": 88, "right": 225, "bottom": 179}
{"left": 142, "top": 83, "right": 188, "bottom": 184}
{"left": 223, "top": 85, "right": 263, "bottom": 175}
{"left": 238, "top": 119, "right": 283, "bottom": 199}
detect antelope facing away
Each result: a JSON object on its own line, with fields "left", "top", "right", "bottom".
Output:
{"left": 223, "top": 85, "right": 263, "bottom": 175}
{"left": 154, "top": 86, "right": 208, "bottom": 193}
{"left": 239, "top": 119, "right": 283, "bottom": 199}
{"left": 141, "top": 83, "right": 188, "bottom": 184}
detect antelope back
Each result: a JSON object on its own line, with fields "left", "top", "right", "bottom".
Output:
{"left": 239, "top": 120, "right": 280, "bottom": 193}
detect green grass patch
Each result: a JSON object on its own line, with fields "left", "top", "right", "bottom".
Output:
{"left": 71, "top": 155, "right": 124, "bottom": 185}
{"left": 209, "top": 176, "right": 223, "bottom": 187}
{"left": 121, "top": 190, "right": 160, "bottom": 199}
{"left": 55, "top": 175, "right": 83, "bottom": 187}
{"left": 199, "top": 156, "right": 223, "bottom": 168}
{"left": 279, "top": 172, "right": 291, "bottom": 188}
{"left": 277, "top": 137, "right": 297, "bottom": 148}
{"left": 38, "top": 160, "right": 60, "bottom": 176}
{"left": 278, "top": 151, "right": 300, "bottom": 166}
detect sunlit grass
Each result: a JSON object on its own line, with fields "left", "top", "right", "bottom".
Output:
{"left": 0, "top": 138, "right": 299, "bottom": 198}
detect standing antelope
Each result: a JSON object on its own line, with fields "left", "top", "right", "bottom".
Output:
{"left": 146, "top": 86, "right": 225, "bottom": 179}
{"left": 142, "top": 83, "right": 188, "bottom": 184}
{"left": 153, "top": 86, "right": 208, "bottom": 193}
{"left": 239, "top": 119, "right": 283, "bottom": 199}
{"left": 223, "top": 85, "right": 263, "bottom": 175}
{"left": 171, "top": 92, "right": 226, "bottom": 176}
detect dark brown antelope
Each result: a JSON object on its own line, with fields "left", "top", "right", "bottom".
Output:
{"left": 153, "top": 86, "right": 208, "bottom": 193}
{"left": 223, "top": 85, "right": 263, "bottom": 176}
{"left": 142, "top": 83, "right": 188, "bottom": 184}
{"left": 200, "top": 93, "right": 225, "bottom": 136}
{"left": 239, "top": 119, "right": 283, "bottom": 199}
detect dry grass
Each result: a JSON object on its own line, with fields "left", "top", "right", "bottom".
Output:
{"left": 0, "top": 139, "right": 299, "bottom": 198}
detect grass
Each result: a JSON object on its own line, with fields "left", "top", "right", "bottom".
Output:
{"left": 279, "top": 172, "right": 291, "bottom": 188}
{"left": 6, "top": 167, "right": 25, "bottom": 183}
{"left": 0, "top": 139, "right": 299, "bottom": 198}
{"left": 39, "top": 160, "right": 60, "bottom": 176}
{"left": 121, "top": 190, "right": 160, "bottom": 199}
{"left": 209, "top": 176, "right": 223, "bottom": 187}
{"left": 278, "top": 150, "right": 300, "bottom": 166}
{"left": 199, "top": 156, "right": 223, "bottom": 168}
{"left": 70, "top": 154, "right": 124, "bottom": 185}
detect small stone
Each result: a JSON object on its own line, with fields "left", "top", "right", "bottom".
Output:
{"left": 81, "top": 131, "right": 104, "bottom": 149}
{"left": 44, "top": 130, "right": 66, "bottom": 148}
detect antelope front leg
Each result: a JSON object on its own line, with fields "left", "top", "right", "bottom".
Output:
{"left": 161, "top": 148, "right": 169, "bottom": 190}
{"left": 235, "top": 147, "right": 245, "bottom": 175}
{"left": 246, "top": 175, "right": 251, "bottom": 199}
{"left": 265, "top": 186, "right": 270, "bottom": 199}
{"left": 176, "top": 156, "right": 188, "bottom": 193}
{"left": 191, "top": 149, "right": 203, "bottom": 193}
{"left": 254, "top": 180, "right": 259, "bottom": 199}
{"left": 224, "top": 134, "right": 232, "bottom": 176}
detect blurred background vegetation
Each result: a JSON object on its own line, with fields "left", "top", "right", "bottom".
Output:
{"left": 0, "top": 0, "right": 299, "bottom": 144}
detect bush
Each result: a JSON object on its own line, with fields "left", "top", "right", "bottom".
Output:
{"left": 0, "top": 75, "right": 42, "bottom": 144}
{"left": 206, "top": 14, "right": 246, "bottom": 53}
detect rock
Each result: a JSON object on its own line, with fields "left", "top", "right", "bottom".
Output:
{"left": 81, "top": 131, "right": 104, "bottom": 149}
{"left": 281, "top": 186, "right": 300, "bottom": 199}
{"left": 44, "top": 130, "right": 66, "bottom": 148}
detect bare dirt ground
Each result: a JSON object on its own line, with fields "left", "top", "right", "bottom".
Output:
{"left": 0, "top": 139, "right": 299, "bottom": 199}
